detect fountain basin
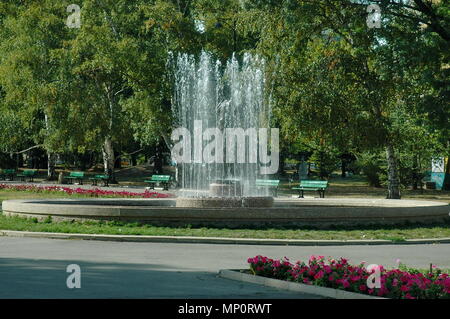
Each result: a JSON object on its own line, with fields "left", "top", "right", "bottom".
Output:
{"left": 209, "top": 181, "right": 243, "bottom": 197}
{"left": 175, "top": 196, "right": 273, "bottom": 208}
{"left": 2, "top": 198, "right": 449, "bottom": 228}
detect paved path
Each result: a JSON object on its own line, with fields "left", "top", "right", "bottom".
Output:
{"left": 1, "top": 237, "right": 449, "bottom": 298}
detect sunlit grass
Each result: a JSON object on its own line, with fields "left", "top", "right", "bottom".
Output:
{"left": 1, "top": 212, "right": 449, "bottom": 241}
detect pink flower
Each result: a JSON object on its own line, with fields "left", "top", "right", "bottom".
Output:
{"left": 314, "top": 270, "right": 324, "bottom": 280}
{"left": 392, "top": 278, "right": 399, "bottom": 287}
{"left": 342, "top": 280, "right": 350, "bottom": 289}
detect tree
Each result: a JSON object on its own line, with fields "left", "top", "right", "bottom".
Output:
{"left": 0, "top": 0, "right": 71, "bottom": 179}
{"left": 239, "top": 0, "right": 448, "bottom": 198}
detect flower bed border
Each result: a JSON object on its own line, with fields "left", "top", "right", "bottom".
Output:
{"left": 218, "top": 269, "right": 386, "bottom": 299}
{"left": 0, "top": 183, "right": 171, "bottom": 198}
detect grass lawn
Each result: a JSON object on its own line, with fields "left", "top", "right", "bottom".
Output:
{"left": 1, "top": 213, "right": 450, "bottom": 241}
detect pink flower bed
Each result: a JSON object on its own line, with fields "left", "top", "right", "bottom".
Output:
{"left": 247, "top": 255, "right": 450, "bottom": 299}
{"left": 0, "top": 183, "right": 171, "bottom": 198}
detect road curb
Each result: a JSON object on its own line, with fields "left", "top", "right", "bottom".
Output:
{"left": 218, "top": 269, "right": 386, "bottom": 299}
{"left": 1, "top": 229, "right": 450, "bottom": 245}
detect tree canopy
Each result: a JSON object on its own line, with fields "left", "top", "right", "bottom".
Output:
{"left": 0, "top": 0, "right": 448, "bottom": 196}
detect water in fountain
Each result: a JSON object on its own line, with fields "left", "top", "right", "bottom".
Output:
{"left": 172, "top": 51, "right": 272, "bottom": 197}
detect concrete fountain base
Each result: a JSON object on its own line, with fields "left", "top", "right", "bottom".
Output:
{"left": 175, "top": 197, "right": 274, "bottom": 208}
{"left": 2, "top": 198, "right": 449, "bottom": 228}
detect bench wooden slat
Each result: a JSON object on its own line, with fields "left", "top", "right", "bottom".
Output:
{"left": 66, "top": 171, "right": 85, "bottom": 185}
{"left": 89, "top": 174, "right": 110, "bottom": 187}
{"left": 149, "top": 175, "right": 171, "bottom": 181}
{"left": 145, "top": 175, "right": 171, "bottom": 190}
{"left": 17, "top": 170, "right": 38, "bottom": 182}
{"left": 292, "top": 180, "right": 329, "bottom": 198}
{"left": 1, "top": 169, "right": 16, "bottom": 181}
{"left": 68, "top": 172, "right": 84, "bottom": 178}
{"left": 255, "top": 179, "right": 279, "bottom": 186}
{"left": 255, "top": 179, "right": 280, "bottom": 197}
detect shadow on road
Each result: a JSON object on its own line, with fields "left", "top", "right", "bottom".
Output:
{"left": 0, "top": 257, "right": 317, "bottom": 299}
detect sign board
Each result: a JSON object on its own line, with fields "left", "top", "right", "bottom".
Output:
{"left": 432, "top": 158, "right": 445, "bottom": 173}
{"left": 431, "top": 157, "right": 449, "bottom": 190}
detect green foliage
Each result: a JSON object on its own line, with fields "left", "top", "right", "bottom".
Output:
{"left": 0, "top": 0, "right": 447, "bottom": 187}
{"left": 309, "top": 146, "right": 341, "bottom": 179}
{"left": 355, "top": 151, "right": 386, "bottom": 187}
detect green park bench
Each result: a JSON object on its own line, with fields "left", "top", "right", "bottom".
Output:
{"left": 17, "top": 170, "right": 38, "bottom": 182}
{"left": 0, "top": 169, "right": 16, "bottom": 181}
{"left": 89, "top": 174, "right": 110, "bottom": 187}
{"left": 292, "top": 180, "right": 329, "bottom": 198}
{"left": 66, "top": 171, "right": 85, "bottom": 185}
{"left": 255, "top": 179, "right": 280, "bottom": 197}
{"left": 144, "top": 175, "right": 171, "bottom": 190}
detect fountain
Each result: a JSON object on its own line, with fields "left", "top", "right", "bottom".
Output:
{"left": 171, "top": 51, "right": 275, "bottom": 207}
{"left": 3, "top": 52, "right": 449, "bottom": 228}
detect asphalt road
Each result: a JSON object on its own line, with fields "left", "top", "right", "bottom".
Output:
{"left": 0, "top": 237, "right": 449, "bottom": 298}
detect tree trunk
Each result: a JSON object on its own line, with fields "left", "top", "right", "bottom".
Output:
{"left": 47, "top": 152, "right": 57, "bottom": 180}
{"left": 153, "top": 142, "right": 163, "bottom": 174}
{"left": 386, "top": 143, "right": 401, "bottom": 199}
{"left": 131, "top": 153, "right": 137, "bottom": 166}
{"left": 341, "top": 159, "right": 347, "bottom": 178}
{"left": 102, "top": 137, "right": 116, "bottom": 183}
{"left": 412, "top": 154, "right": 419, "bottom": 190}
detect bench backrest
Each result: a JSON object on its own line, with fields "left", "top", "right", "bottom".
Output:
{"left": 151, "top": 175, "right": 171, "bottom": 181}
{"left": 94, "top": 174, "right": 109, "bottom": 179}
{"left": 69, "top": 171, "right": 84, "bottom": 178}
{"left": 256, "top": 179, "right": 279, "bottom": 187}
{"left": 22, "top": 170, "right": 37, "bottom": 176}
{"left": 300, "top": 180, "right": 328, "bottom": 188}
{"left": 2, "top": 169, "right": 15, "bottom": 174}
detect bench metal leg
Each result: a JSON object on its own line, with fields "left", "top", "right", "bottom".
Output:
{"left": 298, "top": 190, "right": 304, "bottom": 198}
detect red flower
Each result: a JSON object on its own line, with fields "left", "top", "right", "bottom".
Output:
{"left": 400, "top": 285, "right": 409, "bottom": 292}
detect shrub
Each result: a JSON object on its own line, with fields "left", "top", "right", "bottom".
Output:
{"left": 309, "top": 149, "right": 340, "bottom": 179}
{"left": 355, "top": 152, "right": 385, "bottom": 187}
